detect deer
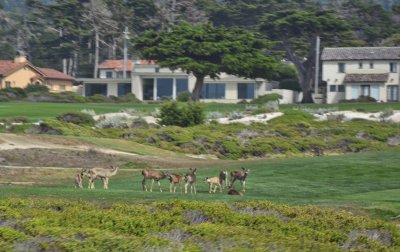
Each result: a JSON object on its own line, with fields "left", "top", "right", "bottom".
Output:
{"left": 203, "top": 176, "right": 222, "bottom": 193}
{"left": 165, "top": 173, "right": 184, "bottom": 193}
{"left": 74, "top": 169, "right": 84, "bottom": 189}
{"left": 227, "top": 188, "right": 242, "bottom": 196}
{"left": 87, "top": 166, "right": 119, "bottom": 189}
{"left": 142, "top": 168, "right": 167, "bottom": 192}
{"left": 230, "top": 167, "right": 250, "bottom": 192}
{"left": 219, "top": 170, "right": 229, "bottom": 190}
{"left": 184, "top": 168, "right": 197, "bottom": 194}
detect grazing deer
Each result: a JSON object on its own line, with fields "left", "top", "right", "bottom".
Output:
{"left": 87, "top": 166, "right": 119, "bottom": 189}
{"left": 74, "top": 170, "right": 84, "bottom": 189}
{"left": 219, "top": 170, "right": 229, "bottom": 190}
{"left": 203, "top": 177, "right": 222, "bottom": 193}
{"left": 230, "top": 167, "right": 250, "bottom": 192}
{"left": 165, "top": 173, "right": 184, "bottom": 193}
{"left": 184, "top": 168, "right": 197, "bottom": 194}
{"left": 142, "top": 168, "right": 167, "bottom": 192}
{"left": 227, "top": 188, "right": 242, "bottom": 196}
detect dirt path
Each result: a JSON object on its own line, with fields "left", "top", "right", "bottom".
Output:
{"left": 0, "top": 133, "right": 138, "bottom": 157}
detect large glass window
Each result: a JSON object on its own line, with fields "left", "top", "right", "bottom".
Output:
{"left": 85, "top": 84, "right": 107, "bottom": 96}
{"left": 329, "top": 85, "right": 337, "bottom": 92}
{"left": 106, "top": 71, "right": 113, "bottom": 78}
{"left": 202, "top": 83, "right": 225, "bottom": 99}
{"left": 157, "top": 78, "right": 173, "bottom": 99}
{"left": 176, "top": 78, "right": 189, "bottom": 95}
{"left": 338, "top": 85, "right": 345, "bottom": 92}
{"left": 387, "top": 85, "right": 399, "bottom": 101}
{"left": 118, "top": 83, "right": 131, "bottom": 96}
{"left": 142, "top": 78, "right": 154, "bottom": 100}
{"left": 237, "top": 83, "right": 255, "bottom": 99}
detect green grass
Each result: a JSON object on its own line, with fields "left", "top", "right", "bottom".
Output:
{"left": 282, "top": 102, "right": 400, "bottom": 112}
{"left": 1, "top": 150, "right": 399, "bottom": 219}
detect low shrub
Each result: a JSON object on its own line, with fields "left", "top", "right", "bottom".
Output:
{"left": 176, "top": 91, "right": 192, "bottom": 102}
{"left": 159, "top": 101, "right": 205, "bottom": 127}
{"left": 250, "top": 93, "right": 283, "bottom": 104}
{"left": 25, "top": 83, "right": 49, "bottom": 93}
{"left": 56, "top": 112, "right": 95, "bottom": 126}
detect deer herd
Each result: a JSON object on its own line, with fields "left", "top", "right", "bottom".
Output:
{"left": 75, "top": 166, "right": 250, "bottom": 195}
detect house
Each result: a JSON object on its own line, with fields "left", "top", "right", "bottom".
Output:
{"left": 322, "top": 47, "right": 400, "bottom": 104}
{"left": 0, "top": 55, "right": 75, "bottom": 92}
{"left": 79, "top": 59, "right": 297, "bottom": 103}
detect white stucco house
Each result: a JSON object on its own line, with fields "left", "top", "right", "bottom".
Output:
{"left": 322, "top": 47, "right": 400, "bottom": 104}
{"left": 77, "top": 59, "right": 299, "bottom": 103}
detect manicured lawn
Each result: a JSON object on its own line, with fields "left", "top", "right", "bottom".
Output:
{"left": 1, "top": 150, "right": 399, "bottom": 219}
{"left": 282, "top": 102, "right": 400, "bottom": 112}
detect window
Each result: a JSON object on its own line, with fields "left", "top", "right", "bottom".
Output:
{"left": 5, "top": 81, "right": 11, "bottom": 88}
{"left": 237, "top": 83, "right": 255, "bottom": 99}
{"left": 106, "top": 71, "right": 113, "bottom": 78}
{"left": 361, "top": 85, "right": 370, "bottom": 96}
{"left": 387, "top": 85, "right": 399, "bottom": 101}
{"left": 202, "top": 83, "right": 225, "bottom": 99}
{"left": 338, "top": 85, "right": 345, "bottom": 92}
{"left": 359, "top": 62, "right": 363, "bottom": 69}
{"left": 390, "top": 62, "right": 397, "bottom": 73}
{"left": 59, "top": 84, "right": 66, "bottom": 91}
{"left": 157, "top": 78, "right": 173, "bottom": 99}
{"left": 118, "top": 83, "right": 131, "bottom": 96}
{"left": 338, "top": 63, "right": 345, "bottom": 73}
{"left": 176, "top": 78, "right": 189, "bottom": 95}
{"left": 155, "top": 67, "right": 160, "bottom": 73}
{"left": 369, "top": 62, "right": 374, "bottom": 69}
{"left": 142, "top": 78, "right": 154, "bottom": 100}
{"left": 329, "top": 85, "right": 337, "bottom": 92}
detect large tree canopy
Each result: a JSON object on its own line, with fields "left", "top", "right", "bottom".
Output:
{"left": 133, "top": 22, "right": 281, "bottom": 101}
{"left": 260, "top": 8, "right": 352, "bottom": 103}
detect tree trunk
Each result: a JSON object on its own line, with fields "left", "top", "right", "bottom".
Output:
{"left": 191, "top": 74, "right": 205, "bottom": 101}
{"left": 299, "top": 63, "right": 315, "bottom": 103}
{"left": 94, "top": 30, "right": 99, "bottom": 78}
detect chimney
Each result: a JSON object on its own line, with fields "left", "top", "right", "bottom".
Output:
{"left": 14, "top": 55, "right": 27, "bottom": 64}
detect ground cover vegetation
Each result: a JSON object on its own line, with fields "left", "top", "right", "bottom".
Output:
{"left": 0, "top": 198, "right": 399, "bottom": 251}
{"left": 27, "top": 107, "right": 400, "bottom": 160}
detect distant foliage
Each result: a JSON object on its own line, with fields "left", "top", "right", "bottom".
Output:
{"left": 159, "top": 101, "right": 205, "bottom": 127}
{"left": 56, "top": 112, "right": 95, "bottom": 126}
{"left": 25, "top": 84, "right": 49, "bottom": 93}
{"left": 250, "top": 93, "right": 283, "bottom": 104}
{"left": 176, "top": 91, "right": 192, "bottom": 102}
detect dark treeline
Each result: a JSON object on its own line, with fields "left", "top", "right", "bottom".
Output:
{"left": 1, "top": 0, "right": 400, "bottom": 99}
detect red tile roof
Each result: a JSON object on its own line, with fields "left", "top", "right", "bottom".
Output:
{"left": 0, "top": 60, "right": 22, "bottom": 75}
{"left": 38, "top": 68, "right": 74, "bottom": 81}
{"left": 98, "top": 60, "right": 134, "bottom": 71}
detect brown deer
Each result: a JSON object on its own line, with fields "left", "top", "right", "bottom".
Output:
{"left": 74, "top": 169, "right": 84, "bottom": 189}
{"left": 142, "top": 168, "right": 167, "bottom": 192}
{"left": 203, "top": 177, "right": 222, "bottom": 193}
{"left": 227, "top": 188, "right": 242, "bottom": 196}
{"left": 184, "top": 168, "right": 197, "bottom": 194}
{"left": 230, "top": 167, "right": 250, "bottom": 192}
{"left": 219, "top": 170, "right": 229, "bottom": 190}
{"left": 165, "top": 173, "right": 184, "bottom": 193}
{"left": 87, "top": 166, "right": 119, "bottom": 189}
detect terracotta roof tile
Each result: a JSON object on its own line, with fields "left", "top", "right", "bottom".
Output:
{"left": 343, "top": 73, "right": 389, "bottom": 83}
{"left": 0, "top": 60, "right": 21, "bottom": 75}
{"left": 98, "top": 60, "right": 133, "bottom": 71}
{"left": 322, "top": 47, "right": 400, "bottom": 61}
{"left": 38, "top": 68, "right": 75, "bottom": 81}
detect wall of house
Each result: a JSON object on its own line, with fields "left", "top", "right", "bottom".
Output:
{"left": 323, "top": 60, "right": 400, "bottom": 103}
{"left": 0, "top": 66, "right": 37, "bottom": 89}
{"left": 46, "top": 79, "right": 73, "bottom": 92}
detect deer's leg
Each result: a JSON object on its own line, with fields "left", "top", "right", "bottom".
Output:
{"left": 105, "top": 177, "right": 109, "bottom": 189}
{"left": 150, "top": 179, "right": 155, "bottom": 192}
{"left": 158, "top": 180, "right": 163, "bottom": 192}
{"left": 142, "top": 177, "right": 147, "bottom": 191}
{"left": 218, "top": 183, "right": 222, "bottom": 193}
{"left": 231, "top": 177, "right": 237, "bottom": 188}
{"left": 169, "top": 182, "right": 173, "bottom": 193}
{"left": 185, "top": 182, "right": 188, "bottom": 194}
{"left": 194, "top": 184, "right": 197, "bottom": 194}
{"left": 242, "top": 180, "right": 246, "bottom": 192}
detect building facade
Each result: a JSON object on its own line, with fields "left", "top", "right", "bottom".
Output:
{"left": 322, "top": 47, "right": 400, "bottom": 104}
{"left": 79, "top": 60, "right": 276, "bottom": 103}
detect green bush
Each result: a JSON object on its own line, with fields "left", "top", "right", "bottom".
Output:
{"left": 56, "top": 112, "right": 95, "bottom": 126}
{"left": 176, "top": 91, "right": 192, "bottom": 102}
{"left": 250, "top": 93, "right": 283, "bottom": 104}
{"left": 159, "top": 101, "right": 205, "bottom": 127}
{"left": 25, "top": 84, "right": 49, "bottom": 93}
{"left": 279, "top": 78, "right": 301, "bottom": 91}
{"left": 0, "top": 87, "right": 27, "bottom": 98}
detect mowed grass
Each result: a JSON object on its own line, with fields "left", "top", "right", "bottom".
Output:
{"left": 1, "top": 150, "right": 399, "bottom": 219}
{"left": 1, "top": 101, "right": 400, "bottom": 121}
